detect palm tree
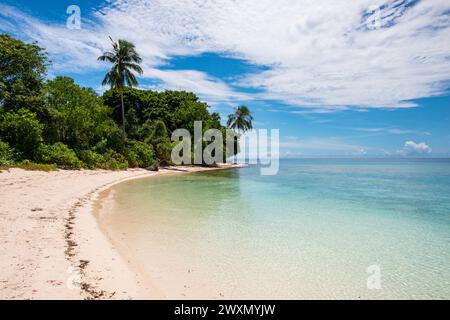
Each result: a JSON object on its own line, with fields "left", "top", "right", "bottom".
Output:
{"left": 98, "top": 37, "right": 143, "bottom": 135}
{"left": 227, "top": 105, "right": 253, "bottom": 163}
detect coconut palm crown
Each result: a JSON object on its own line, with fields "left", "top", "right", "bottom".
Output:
{"left": 98, "top": 37, "right": 143, "bottom": 134}
{"left": 227, "top": 105, "right": 253, "bottom": 133}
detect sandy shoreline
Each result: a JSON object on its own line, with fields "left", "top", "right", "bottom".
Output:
{"left": 0, "top": 165, "right": 243, "bottom": 300}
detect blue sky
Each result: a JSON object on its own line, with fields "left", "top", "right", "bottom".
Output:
{"left": 1, "top": 0, "right": 450, "bottom": 157}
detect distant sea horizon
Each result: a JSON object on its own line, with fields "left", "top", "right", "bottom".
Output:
{"left": 247, "top": 156, "right": 450, "bottom": 160}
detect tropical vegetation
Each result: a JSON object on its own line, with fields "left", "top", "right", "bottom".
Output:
{"left": 227, "top": 105, "right": 253, "bottom": 162}
{"left": 227, "top": 106, "right": 254, "bottom": 133}
{"left": 98, "top": 37, "right": 143, "bottom": 135}
{"left": 0, "top": 34, "right": 249, "bottom": 170}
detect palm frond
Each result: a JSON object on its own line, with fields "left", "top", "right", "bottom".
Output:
{"left": 97, "top": 51, "right": 116, "bottom": 63}
{"left": 227, "top": 105, "right": 253, "bottom": 132}
{"left": 123, "top": 62, "right": 143, "bottom": 75}
{"left": 123, "top": 69, "right": 139, "bottom": 87}
{"left": 98, "top": 37, "right": 143, "bottom": 90}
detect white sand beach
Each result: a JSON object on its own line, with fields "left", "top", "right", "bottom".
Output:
{"left": 0, "top": 165, "right": 241, "bottom": 300}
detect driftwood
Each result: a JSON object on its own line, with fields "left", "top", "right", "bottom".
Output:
{"left": 162, "top": 167, "right": 189, "bottom": 172}
{"left": 146, "top": 160, "right": 160, "bottom": 172}
{"left": 202, "top": 162, "right": 219, "bottom": 168}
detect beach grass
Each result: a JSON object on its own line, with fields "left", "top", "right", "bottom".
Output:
{"left": 0, "top": 161, "right": 58, "bottom": 172}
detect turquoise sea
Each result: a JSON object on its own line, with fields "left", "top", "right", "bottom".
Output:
{"left": 99, "top": 159, "right": 450, "bottom": 299}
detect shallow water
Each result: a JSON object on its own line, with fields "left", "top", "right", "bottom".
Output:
{"left": 99, "top": 159, "right": 450, "bottom": 299}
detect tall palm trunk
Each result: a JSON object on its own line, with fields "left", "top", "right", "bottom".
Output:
{"left": 120, "top": 89, "right": 126, "bottom": 136}
{"left": 234, "top": 131, "right": 239, "bottom": 164}
{"left": 99, "top": 38, "right": 143, "bottom": 138}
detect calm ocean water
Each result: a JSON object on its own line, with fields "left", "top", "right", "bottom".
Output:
{"left": 100, "top": 159, "right": 450, "bottom": 299}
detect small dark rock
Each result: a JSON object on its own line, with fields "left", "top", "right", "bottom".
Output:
{"left": 202, "top": 162, "right": 218, "bottom": 168}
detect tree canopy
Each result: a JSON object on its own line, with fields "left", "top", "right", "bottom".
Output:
{"left": 98, "top": 38, "right": 143, "bottom": 134}
{"left": 227, "top": 106, "right": 253, "bottom": 133}
{"left": 0, "top": 34, "right": 48, "bottom": 115}
{"left": 0, "top": 34, "right": 244, "bottom": 170}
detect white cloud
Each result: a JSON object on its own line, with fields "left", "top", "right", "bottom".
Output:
{"left": 140, "top": 68, "right": 252, "bottom": 104}
{"left": 280, "top": 137, "right": 371, "bottom": 155}
{"left": 354, "top": 127, "right": 431, "bottom": 135}
{"left": 0, "top": 3, "right": 247, "bottom": 106}
{"left": 401, "top": 140, "right": 432, "bottom": 155}
{"left": 1, "top": 0, "right": 450, "bottom": 111}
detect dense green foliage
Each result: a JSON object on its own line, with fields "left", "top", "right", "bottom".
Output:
{"left": 125, "top": 140, "right": 155, "bottom": 168}
{"left": 102, "top": 89, "right": 221, "bottom": 135}
{"left": 0, "top": 108, "right": 44, "bottom": 159}
{"left": 0, "top": 34, "right": 47, "bottom": 115}
{"left": 0, "top": 35, "right": 242, "bottom": 170}
{"left": 35, "top": 143, "right": 83, "bottom": 169}
{"left": 43, "top": 76, "right": 123, "bottom": 151}
{"left": 98, "top": 38, "right": 143, "bottom": 134}
{"left": 0, "top": 139, "right": 13, "bottom": 166}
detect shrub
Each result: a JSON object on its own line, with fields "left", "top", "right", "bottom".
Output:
{"left": 154, "top": 141, "right": 173, "bottom": 165}
{"left": 77, "top": 150, "right": 104, "bottom": 170}
{"left": 0, "top": 140, "right": 14, "bottom": 166}
{"left": 146, "top": 120, "right": 169, "bottom": 146}
{"left": 125, "top": 150, "right": 139, "bottom": 168}
{"left": 97, "top": 150, "right": 128, "bottom": 171}
{"left": 35, "top": 142, "right": 83, "bottom": 169}
{"left": 94, "top": 121, "right": 126, "bottom": 153}
{"left": 0, "top": 109, "right": 43, "bottom": 159}
{"left": 78, "top": 149, "right": 131, "bottom": 170}
{"left": 145, "top": 120, "right": 172, "bottom": 164}
{"left": 125, "top": 141, "right": 155, "bottom": 168}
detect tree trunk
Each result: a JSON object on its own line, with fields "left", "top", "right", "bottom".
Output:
{"left": 120, "top": 90, "right": 126, "bottom": 136}
{"left": 234, "top": 132, "right": 239, "bottom": 164}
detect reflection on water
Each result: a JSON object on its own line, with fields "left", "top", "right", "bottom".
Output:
{"left": 99, "top": 159, "right": 450, "bottom": 299}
